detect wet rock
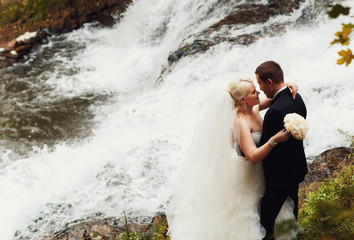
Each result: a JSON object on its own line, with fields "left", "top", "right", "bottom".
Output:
{"left": 140, "top": 213, "right": 168, "bottom": 239}
{"left": 0, "top": 30, "right": 47, "bottom": 65}
{"left": 168, "top": 40, "right": 214, "bottom": 64}
{"left": 0, "top": 55, "right": 16, "bottom": 68}
{"left": 49, "top": 8, "right": 76, "bottom": 32}
{"left": 209, "top": 3, "right": 274, "bottom": 29}
{"left": 14, "top": 44, "right": 32, "bottom": 55}
{"left": 93, "top": 13, "right": 115, "bottom": 27}
{"left": 166, "top": 33, "right": 259, "bottom": 68}
{"left": 43, "top": 218, "right": 123, "bottom": 240}
{"left": 0, "top": 0, "right": 133, "bottom": 68}
{"left": 168, "top": 0, "right": 306, "bottom": 64}
{"left": 43, "top": 212, "right": 168, "bottom": 240}
{"left": 7, "top": 39, "right": 18, "bottom": 49}
{"left": 227, "top": 34, "right": 258, "bottom": 45}
{"left": 164, "top": 0, "right": 331, "bottom": 68}
{"left": 301, "top": 147, "right": 353, "bottom": 187}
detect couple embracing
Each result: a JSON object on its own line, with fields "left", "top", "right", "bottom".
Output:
{"left": 167, "top": 61, "right": 308, "bottom": 240}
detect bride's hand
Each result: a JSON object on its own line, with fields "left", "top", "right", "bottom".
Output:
{"left": 273, "top": 129, "right": 291, "bottom": 143}
{"left": 286, "top": 82, "right": 298, "bottom": 99}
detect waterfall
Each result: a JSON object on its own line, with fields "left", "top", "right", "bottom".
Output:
{"left": 0, "top": 0, "right": 353, "bottom": 239}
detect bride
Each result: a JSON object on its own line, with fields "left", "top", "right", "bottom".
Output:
{"left": 166, "top": 78, "right": 299, "bottom": 240}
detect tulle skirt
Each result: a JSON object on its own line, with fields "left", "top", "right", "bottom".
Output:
{"left": 166, "top": 155, "right": 296, "bottom": 240}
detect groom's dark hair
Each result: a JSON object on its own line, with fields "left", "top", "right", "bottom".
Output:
{"left": 255, "top": 61, "right": 284, "bottom": 84}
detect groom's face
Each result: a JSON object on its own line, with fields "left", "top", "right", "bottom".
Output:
{"left": 256, "top": 74, "right": 273, "bottom": 98}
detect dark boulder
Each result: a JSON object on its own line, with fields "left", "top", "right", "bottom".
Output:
{"left": 165, "top": 0, "right": 331, "bottom": 67}
{"left": 301, "top": 147, "right": 353, "bottom": 187}
{"left": 0, "top": 0, "right": 133, "bottom": 68}
{"left": 43, "top": 212, "right": 168, "bottom": 240}
{"left": 168, "top": 40, "right": 214, "bottom": 64}
{"left": 43, "top": 217, "right": 123, "bottom": 240}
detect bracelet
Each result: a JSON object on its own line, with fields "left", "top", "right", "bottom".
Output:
{"left": 268, "top": 137, "right": 278, "bottom": 147}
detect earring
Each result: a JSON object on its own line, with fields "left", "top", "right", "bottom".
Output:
{"left": 244, "top": 103, "right": 247, "bottom": 112}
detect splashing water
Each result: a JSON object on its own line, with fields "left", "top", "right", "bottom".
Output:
{"left": 0, "top": 0, "right": 353, "bottom": 239}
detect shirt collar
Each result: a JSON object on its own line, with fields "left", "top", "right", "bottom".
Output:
{"left": 273, "top": 86, "right": 287, "bottom": 99}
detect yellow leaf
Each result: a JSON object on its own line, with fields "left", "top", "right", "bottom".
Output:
{"left": 331, "top": 24, "right": 353, "bottom": 46}
{"left": 337, "top": 58, "right": 346, "bottom": 65}
{"left": 337, "top": 48, "right": 354, "bottom": 66}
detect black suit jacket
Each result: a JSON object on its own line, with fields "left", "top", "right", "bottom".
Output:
{"left": 260, "top": 88, "right": 308, "bottom": 190}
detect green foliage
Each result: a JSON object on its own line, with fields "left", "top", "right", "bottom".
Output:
{"left": 0, "top": 0, "right": 69, "bottom": 27}
{"left": 115, "top": 211, "right": 170, "bottom": 240}
{"left": 338, "top": 129, "right": 354, "bottom": 157}
{"left": 147, "top": 219, "right": 170, "bottom": 240}
{"left": 327, "top": 4, "right": 350, "bottom": 18}
{"left": 0, "top": 3, "right": 21, "bottom": 26}
{"left": 116, "top": 210, "right": 141, "bottom": 240}
{"left": 120, "top": 231, "right": 141, "bottom": 240}
{"left": 298, "top": 165, "right": 354, "bottom": 240}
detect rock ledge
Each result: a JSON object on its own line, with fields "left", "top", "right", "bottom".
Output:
{"left": 0, "top": 0, "right": 132, "bottom": 68}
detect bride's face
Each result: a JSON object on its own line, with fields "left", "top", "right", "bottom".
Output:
{"left": 244, "top": 84, "right": 260, "bottom": 107}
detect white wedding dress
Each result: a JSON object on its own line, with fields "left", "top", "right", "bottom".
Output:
{"left": 166, "top": 89, "right": 297, "bottom": 240}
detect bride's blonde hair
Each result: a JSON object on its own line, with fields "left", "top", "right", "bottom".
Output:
{"left": 227, "top": 77, "right": 253, "bottom": 108}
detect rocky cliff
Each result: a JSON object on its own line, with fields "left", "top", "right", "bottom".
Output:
{"left": 0, "top": 0, "right": 132, "bottom": 67}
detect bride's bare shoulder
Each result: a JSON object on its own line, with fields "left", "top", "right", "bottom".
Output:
{"left": 236, "top": 113, "right": 250, "bottom": 131}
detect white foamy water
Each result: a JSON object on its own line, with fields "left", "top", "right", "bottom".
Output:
{"left": 0, "top": 0, "right": 353, "bottom": 239}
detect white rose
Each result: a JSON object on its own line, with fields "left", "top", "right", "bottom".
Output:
{"left": 284, "top": 113, "right": 308, "bottom": 140}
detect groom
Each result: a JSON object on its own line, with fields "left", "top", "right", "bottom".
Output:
{"left": 255, "top": 61, "right": 308, "bottom": 240}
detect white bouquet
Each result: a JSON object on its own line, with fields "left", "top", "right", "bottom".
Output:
{"left": 284, "top": 113, "right": 308, "bottom": 140}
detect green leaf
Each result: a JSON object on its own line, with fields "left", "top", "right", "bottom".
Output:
{"left": 343, "top": 23, "right": 354, "bottom": 29}
{"left": 327, "top": 4, "right": 350, "bottom": 18}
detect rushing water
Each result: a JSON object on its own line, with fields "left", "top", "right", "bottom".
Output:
{"left": 0, "top": 0, "right": 354, "bottom": 239}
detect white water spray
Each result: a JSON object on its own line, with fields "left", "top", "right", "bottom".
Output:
{"left": 0, "top": 0, "right": 353, "bottom": 239}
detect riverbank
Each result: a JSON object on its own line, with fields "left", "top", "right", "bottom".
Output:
{"left": 0, "top": 0, "right": 132, "bottom": 67}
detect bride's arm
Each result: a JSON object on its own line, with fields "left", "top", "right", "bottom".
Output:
{"left": 258, "top": 82, "right": 298, "bottom": 111}
{"left": 286, "top": 82, "right": 298, "bottom": 99}
{"left": 259, "top": 97, "right": 272, "bottom": 111}
{"left": 238, "top": 118, "right": 291, "bottom": 165}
